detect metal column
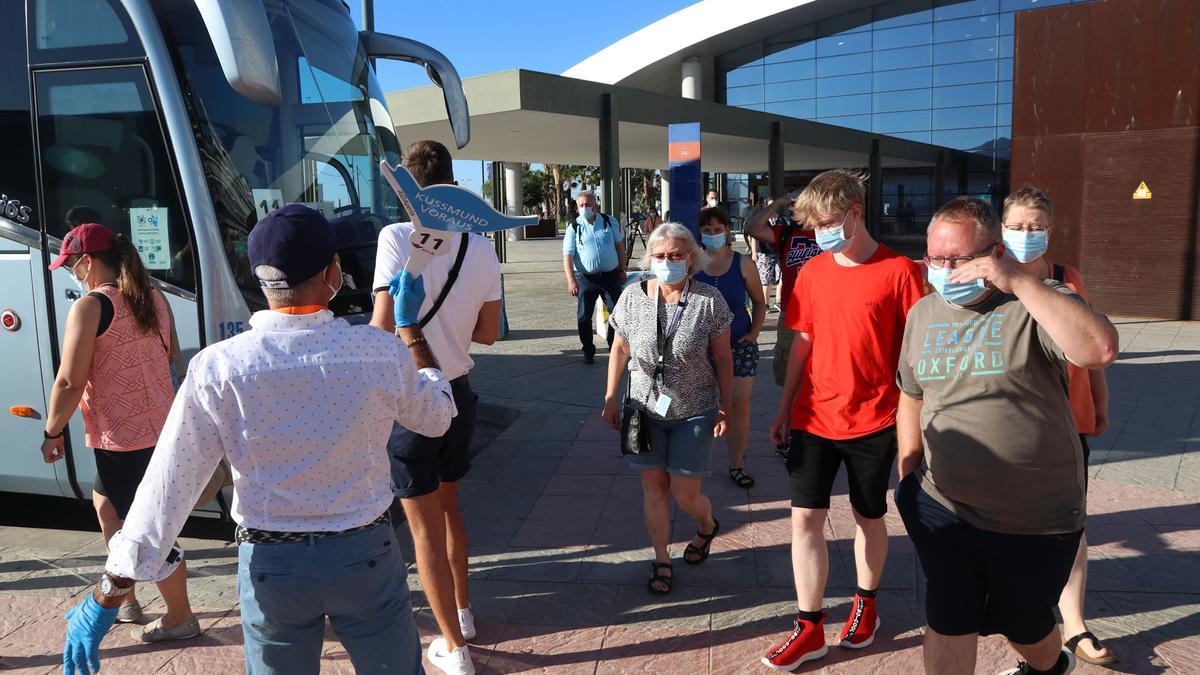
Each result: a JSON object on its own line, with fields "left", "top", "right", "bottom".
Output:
{"left": 490, "top": 161, "right": 507, "bottom": 263}
{"left": 361, "top": 0, "right": 375, "bottom": 67}
{"left": 599, "top": 93, "right": 621, "bottom": 217}
{"left": 868, "top": 139, "right": 882, "bottom": 235}
{"left": 768, "top": 121, "right": 784, "bottom": 200}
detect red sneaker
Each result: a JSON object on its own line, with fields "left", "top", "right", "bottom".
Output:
{"left": 761, "top": 613, "right": 827, "bottom": 671}
{"left": 838, "top": 594, "right": 881, "bottom": 649}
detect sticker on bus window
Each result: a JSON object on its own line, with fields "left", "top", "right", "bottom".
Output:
{"left": 299, "top": 201, "right": 335, "bottom": 219}
{"left": 130, "top": 206, "right": 171, "bottom": 270}
{"left": 252, "top": 189, "right": 284, "bottom": 220}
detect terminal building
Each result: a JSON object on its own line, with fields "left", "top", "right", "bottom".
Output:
{"left": 391, "top": 0, "right": 1199, "bottom": 318}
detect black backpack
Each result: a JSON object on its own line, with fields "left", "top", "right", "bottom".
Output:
{"left": 570, "top": 212, "right": 614, "bottom": 235}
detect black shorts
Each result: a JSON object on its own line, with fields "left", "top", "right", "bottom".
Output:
{"left": 787, "top": 426, "right": 897, "bottom": 518}
{"left": 93, "top": 447, "right": 156, "bottom": 519}
{"left": 391, "top": 376, "right": 476, "bottom": 499}
{"left": 895, "top": 473, "right": 1082, "bottom": 644}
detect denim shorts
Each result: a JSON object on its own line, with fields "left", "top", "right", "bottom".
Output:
{"left": 628, "top": 410, "right": 717, "bottom": 477}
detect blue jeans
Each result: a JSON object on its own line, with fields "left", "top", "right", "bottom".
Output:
{"left": 237, "top": 522, "right": 424, "bottom": 675}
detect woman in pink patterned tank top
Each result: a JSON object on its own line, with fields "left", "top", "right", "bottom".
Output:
{"left": 42, "top": 222, "right": 198, "bottom": 642}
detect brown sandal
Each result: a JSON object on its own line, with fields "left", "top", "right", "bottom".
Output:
{"left": 1064, "top": 631, "right": 1120, "bottom": 666}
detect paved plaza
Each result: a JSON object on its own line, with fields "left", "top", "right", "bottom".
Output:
{"left": 1, "top": 238, "right": 1197, "bottom": 673}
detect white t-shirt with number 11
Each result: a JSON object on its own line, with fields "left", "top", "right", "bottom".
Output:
{"left": 372, "top": 222, "right": 502, "bottom": 381}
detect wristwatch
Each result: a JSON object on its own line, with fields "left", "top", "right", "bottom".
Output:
{"left": 98, "top": 573, "right": 133, "bottom": 598}
{"left": 43, "top": 429, "right": 64, "bottom": 440}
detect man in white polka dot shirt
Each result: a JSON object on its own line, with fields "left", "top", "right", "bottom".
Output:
{"left": 63, "top": 204, "right": 455, "bottom": 675}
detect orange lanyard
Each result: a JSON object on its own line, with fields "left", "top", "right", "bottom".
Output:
{"left": 273, "top": 305, "right": 327, "bottom": 315}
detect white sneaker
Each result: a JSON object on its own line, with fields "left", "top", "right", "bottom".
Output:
{"left": 428, "top": 637, "right": 475, "bottom": 675}
{"left": 458, "top": 606, "right": 477, "bottom": 641}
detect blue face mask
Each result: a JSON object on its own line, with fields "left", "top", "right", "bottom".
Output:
{"left": 651, "top": 259, "right": 688, "bottom": 285}
{"left": 580, "top": 207, "right": 595, "bottom": 220}
{"left": 701, "top": 232, "right": 727, "bottom": 250}
{"left": 927, "top": 266, "right": 989, "bottom": 306}
{"left": 815, "top": 211, "right": 854, "bottom": 253}
{"left": 1002, "top": 229, "right": 1049, "bottom": 263}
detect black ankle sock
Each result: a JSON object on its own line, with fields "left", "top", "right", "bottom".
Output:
{"left": 856, "top": 587, "right": 877, "bottom": 599}
{"left": 1026, "top": 651, "right": 1069, "bottom": 674}
{"left": 795, "top": 609, "right": 823, "bottom": 623}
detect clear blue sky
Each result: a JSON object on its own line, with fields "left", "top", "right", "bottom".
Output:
{"left": 349, "top": 0, "right": 696, "bottom": 193}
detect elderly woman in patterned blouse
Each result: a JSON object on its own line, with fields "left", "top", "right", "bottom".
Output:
{"left": 602, "top": 222, "right": 734, "bottom": 596}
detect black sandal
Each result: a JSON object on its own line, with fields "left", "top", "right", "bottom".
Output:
{"left": 1065, "top": 631, "right": 1120, "bottom": 666}
{"left": 683, "top": 518, "right": 720, "bottom": 566}
{"left": 729, "top": 466, "right": 755, "bottom": 489}
{"left": 647, "top": 562, "right": 673, "bottom": 595}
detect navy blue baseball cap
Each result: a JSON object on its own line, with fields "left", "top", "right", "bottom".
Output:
{"left": 247, "top": 204, "right": 355, "bottom": 289}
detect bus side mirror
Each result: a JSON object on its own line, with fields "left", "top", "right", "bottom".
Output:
{"left": 360, "top": 32, "right": 470, "bottom": 149}
{"left": 194, "top": 0, "right": 282, "bottom": 108}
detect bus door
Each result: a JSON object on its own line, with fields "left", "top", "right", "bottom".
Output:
{"left": 28, "top": 0, "right": 200, "bottom": 500}
{"left": 0, "top": 0, "right": 57, "bottom": 497}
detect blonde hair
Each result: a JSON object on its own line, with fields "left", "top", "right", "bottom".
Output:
{"left": 641, "top": 221, "right": 708, "bottom": 276}
{"left": 1002, "top": 186, "right": 1053, "bottom": 220}
{"left": 791, "top": 169, "right": 867, "bottom": 226}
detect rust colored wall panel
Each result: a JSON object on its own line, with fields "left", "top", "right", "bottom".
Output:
{"left": 1012, "top": 7, "right": 1089, "bottom": 138}
{"left": 1082, "top": 1, "right": 1200, "bottom": 133}
{"left": 1009, "top": 134, "right": 1085, "bottom": 264}
{"left": 1078, "top": 128, "right": 1198, "bottom": 318}
{"left": 1012, "top": 0, "right": 1200, "bottom": 319}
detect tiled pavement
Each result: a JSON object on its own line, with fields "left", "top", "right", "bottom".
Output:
{"left": 0, "top": 240, "right": 1198, "bottom": 673}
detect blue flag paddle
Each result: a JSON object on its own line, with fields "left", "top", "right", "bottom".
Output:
{"left": 380, "top": 160, "right": 538, "bottom": 278}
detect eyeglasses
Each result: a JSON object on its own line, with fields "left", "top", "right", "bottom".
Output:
{"left": 650, "top": 253, "right": 688, "bottom": 262}
{"left": 923, "top": 243, "right": 998, "bottom": 270}
{"left": 1002, "top": 223, "right": 1048, "bottom": 233}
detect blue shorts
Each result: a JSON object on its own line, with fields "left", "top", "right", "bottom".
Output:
{"left": 628, "top": 410, "right": 717, "bottom": 477}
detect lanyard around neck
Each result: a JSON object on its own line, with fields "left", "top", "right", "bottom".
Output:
{"left": 655, "top": 279, "right": 690, "bottom": 387}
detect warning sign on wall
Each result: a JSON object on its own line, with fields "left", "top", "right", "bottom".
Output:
{"left": 1132, "top": 181, "right": 1152, "bottom": 200}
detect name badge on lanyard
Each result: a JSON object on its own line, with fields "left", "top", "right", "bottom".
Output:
{"left": 653, "top": 279, "right": 690, "bottom": 416}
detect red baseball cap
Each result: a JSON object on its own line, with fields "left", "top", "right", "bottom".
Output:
{"left": 48, "top": 222, "right": 117, "bottom": 270}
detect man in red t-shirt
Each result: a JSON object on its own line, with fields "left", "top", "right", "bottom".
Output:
{"left": 745, "top": 197, "right": 820, "bottom": 386}
{"left": 760, "top": 170, "right": 926, "bottom": 672}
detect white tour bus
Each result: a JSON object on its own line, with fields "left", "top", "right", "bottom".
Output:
{"left": 0, "top": 0, "right": 469, "bottom": 511}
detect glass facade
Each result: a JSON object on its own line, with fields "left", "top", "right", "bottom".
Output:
{"left": 717, "top": 0, "right": 1093, "bottom": 159}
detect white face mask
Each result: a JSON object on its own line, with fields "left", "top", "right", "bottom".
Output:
{"left": 70, "top": 257, "right": 91, "bottom": 293}
{"left": 327, "top": 261, "right": 344, "bottom": 303}
{"left": 706, "top": 198, "right": 718, "bottom": 207}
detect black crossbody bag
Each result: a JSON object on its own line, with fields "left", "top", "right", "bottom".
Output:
{"left": 620, "top": 279, "right": 688, "bottom": 455}
{"left": 620, "top": 281, "right": 657, "bottom": 456}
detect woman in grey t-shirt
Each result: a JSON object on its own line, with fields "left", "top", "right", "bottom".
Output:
{"left": 602, "top": 222, "right": 734, "bottom": 595}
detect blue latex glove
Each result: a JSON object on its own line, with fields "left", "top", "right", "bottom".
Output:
{"left": 388, "top": 270, "right": 426, "bottom": 328}
{"left": 63, "top": 594, "right": 118, "bottom": 675}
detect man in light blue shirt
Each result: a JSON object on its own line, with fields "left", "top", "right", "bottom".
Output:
{"left": 562, "top": 190, "right": 626, "bottom": 364}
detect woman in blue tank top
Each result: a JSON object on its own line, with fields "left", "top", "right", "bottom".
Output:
{"left": 695, "top": 206, "right": 766, "bottom": 489}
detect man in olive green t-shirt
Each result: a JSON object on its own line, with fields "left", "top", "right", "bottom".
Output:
{"left": 894, "top": 197, "right": 1118, "bottom": 675}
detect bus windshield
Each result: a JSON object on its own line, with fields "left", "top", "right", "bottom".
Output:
{"left": 158, "top": 0, "right": 403, "bottom": 316}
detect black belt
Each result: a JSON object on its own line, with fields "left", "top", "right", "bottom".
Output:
{"left": 235, "top": 512, "right": 390, "bottom": 545}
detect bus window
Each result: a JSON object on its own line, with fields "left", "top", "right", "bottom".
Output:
{"left": 30, "top": 0, "right": 143, "bottom": 63}
{"left": 0, "top": 0, "right": 35, "bottom": 240}
{"left": 34, "top": 66, "right": 195, "bottom": 293}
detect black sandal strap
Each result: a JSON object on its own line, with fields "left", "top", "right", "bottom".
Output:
{"left": 695, "top": 519, "right": 720, "bottom": 541}
{"left": 729, "top": 467, "right": 755, "bottom": 487}
{"left": 1064, "top": 631, "right": 1100, "bottom": 651}
{"left": 648, "top": 562, "right": 674, "bottom": 594}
